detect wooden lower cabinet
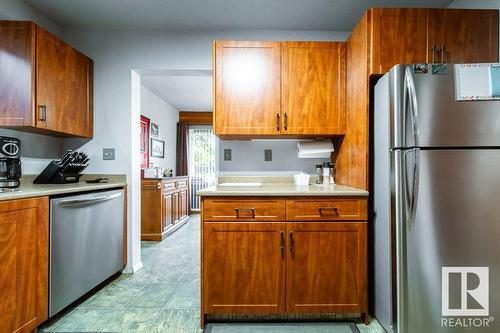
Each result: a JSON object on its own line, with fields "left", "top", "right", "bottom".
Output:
{"left": 201, "top": 196, "right": 368, "bottom": 327}
{"left": 203, "top": 222, "right": 286, "bottom": 313}
{"left": 0, "top": 197, "right": 49, "bottom": 333}
{"left": 286, "top": 222, "right": 367, "bottom": 313}
{"left": 141, "top": 177, "right": 189, "bottom": 241}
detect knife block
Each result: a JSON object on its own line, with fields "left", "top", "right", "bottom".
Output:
{"left": 34, "top": 160, "right": 87, "bottom": 184}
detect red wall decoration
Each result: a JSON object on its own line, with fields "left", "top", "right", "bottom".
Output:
{"left": 140, "top": 115, "right": 150, "bottom": 169}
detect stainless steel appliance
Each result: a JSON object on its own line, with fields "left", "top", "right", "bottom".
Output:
{"left": 373, "top": 64, "right": 500, "bottom": 333}
{"left": 0, "top": 136, "right": 21, "bottom": 190}
{"left": 49, "top": 189, "right": 125, "bottom": 317}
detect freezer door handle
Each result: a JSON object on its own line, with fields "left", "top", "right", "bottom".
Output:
{"left": 404, "top": 66, "right": 420, "bottom": 147}
{"left": 404, "top": 149, "right": 420, "bottom": 228}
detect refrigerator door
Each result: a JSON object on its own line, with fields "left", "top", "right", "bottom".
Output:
{"left": 390, "top": 64, "right": 500, "bottom": 149}
{"left": 395, "top": 149, "right": 500, "bottom": 333}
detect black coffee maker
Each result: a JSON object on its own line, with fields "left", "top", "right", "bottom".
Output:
{"left": 0, "top": 136, "right": 22, "bottom": 190}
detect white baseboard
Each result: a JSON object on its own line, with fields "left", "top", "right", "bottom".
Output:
{"left": 123, "top": 261, "right": 143, "bottom": 274}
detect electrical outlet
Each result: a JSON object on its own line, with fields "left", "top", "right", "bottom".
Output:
{"left": 224, "top": 149, "right": 232, "bottom": 161}
{"left": 103, "top": 148, "right": 115, "bottom": 160}
{"left": 265, "top": 149, "right": 272, "bottom": 161}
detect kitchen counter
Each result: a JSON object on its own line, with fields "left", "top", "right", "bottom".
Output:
{"left": 198, "top": 183, "right": 368, "bottom": 197}
{"left": 0, "top": 174, "right": 127, "bottom": 201}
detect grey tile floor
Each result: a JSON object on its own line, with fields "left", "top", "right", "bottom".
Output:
{"left": 40, "top": 214, "right": 386, "bottom": 333}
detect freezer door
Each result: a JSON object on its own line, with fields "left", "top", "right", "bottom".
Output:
{"left": 394, "top": 149, "right": 500, "bottom": 333}
{"left": 389, "top": 64, "right": 500, "bottom": 149}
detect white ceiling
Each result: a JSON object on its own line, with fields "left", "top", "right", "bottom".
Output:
{"left": 141, "top": 71, "right": 213, "bottom": 111}
{"left": 23, "top": 0, "right": 453, "bottom": 31}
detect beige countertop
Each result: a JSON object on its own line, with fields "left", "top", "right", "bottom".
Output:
{"left": 0, "top": 174, "right": 127, "bottom": 201}
{"left": 198, "top": 183, "right": 368, "bottom": 197}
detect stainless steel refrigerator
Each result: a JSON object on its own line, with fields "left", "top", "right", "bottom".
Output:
{"left": 373, "top": 64, "right": 500, "bottom": 333}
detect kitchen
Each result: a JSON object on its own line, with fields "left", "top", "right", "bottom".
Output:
{"left": 0, "top": 0, "right": 499, "bottom": 332}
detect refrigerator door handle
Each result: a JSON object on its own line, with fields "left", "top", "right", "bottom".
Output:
{"left": 404, "top": 66, "right": 420, "bottom": 147}
{"left": 404, "top": 148, "right": 420, "bottom": 228}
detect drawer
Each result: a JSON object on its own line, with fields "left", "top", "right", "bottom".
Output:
{"left": 163, "top": 181, "right": 176, "bottom": 191}
{"left": 286, "top": 198, "right": 367, "bottom": 221}
{"left": 203, "top": 198, "right": 286, "bottom": 221}
{"left": 177, "top": 179, "right": 188, "bottom": 188}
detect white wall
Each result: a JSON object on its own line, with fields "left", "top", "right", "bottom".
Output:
{"left": 0, "top": 0, "right": 61, "bottom": 35}
{"left": 140, "top": 85, "right": 179, "bottom": 174}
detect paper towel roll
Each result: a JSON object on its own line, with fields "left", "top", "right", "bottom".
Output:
{"left": 297, "top": 140, "right": 334, "bottom": 159}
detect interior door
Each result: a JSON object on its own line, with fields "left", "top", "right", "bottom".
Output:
{"left": 430, "top": 9, "right": 499, "bottom": 64}
{"left": 286, "top": 222, "right": 367, "bottom": 313}
{"left": 281, "top": 42, "right": 346, "bottom": 135}
{"left": 214, "top": 41, "right": 281, "bottom": 135}
{"left": 36, "top": 26, "right": 91, "bottom": 137}
{"left": 394, "top": 149, "right": 500, "bottom": 333}
{"left": 203, "top": 222, "right": 286, "bottom": 313}
{"left": 372, "top": 8, "right": 430, "bottom": 74}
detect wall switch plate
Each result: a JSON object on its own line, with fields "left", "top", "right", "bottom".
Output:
{"left": 265, "top": 149, "right": 272, "bottom": 161}
{"left": 224, "top": 149, "right": 232, "bottom": 161}
{"left": 103, "top": 148, "right": 115, "bottom": 160}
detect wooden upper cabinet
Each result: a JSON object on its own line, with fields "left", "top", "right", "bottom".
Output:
{"left": 214, "top": 41, "right": 281, "bottom": 136}
{"left": 281, "top": 42, "right": 346, "bottom": 135}
{"left": 286, "top": 222, "right": 367, "bottom": 313}
{"left": 36, "top": 26, "right": 93, "bottom": 137}
{"left": 430, "top": 9, "right": 499, "bottom": 64}
{"left": 0, "top": 197, "right": 49, "bottom": 333}
{"left": 0, "top": 21, "right": 93, "bottom": 138}
{"left": 371, "top": 8, "right": 430, "bottom": 74}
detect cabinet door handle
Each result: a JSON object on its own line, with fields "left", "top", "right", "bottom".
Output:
{"left": 280, "top": 231, "right": 285, "bottom": 258}
{"left": 156, "top": 183, "right": 162, "bottom": 190}
{"left": 235, "top": 207, "right": 255, "bottom": 218}
{"left": 276, "top": 113, "right": 280, "bottom": 131}
{"left": 39, "top": 105, "right": 47, "bottom": 122}
{"left": 289, "top": 231, "right": 294, "bottom": 256}
{"left": 284, "top": 112, "right": 288, "bottom": 131}
{"left": 319, "top": 207, "right": 339, "bottom": 215}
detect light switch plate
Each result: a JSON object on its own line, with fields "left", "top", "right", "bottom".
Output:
{"left": 265, "top": 149, "right": 272, "bottom": 161}
{"left": 224, "top": 149, "right": 232, "bottom": 161}
{"left": 103, "top": 148, "right": 115, "bottom": 160}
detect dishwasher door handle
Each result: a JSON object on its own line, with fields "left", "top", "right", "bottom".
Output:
{"left": 57, "top": 192, "right": 123, "bottom": 207}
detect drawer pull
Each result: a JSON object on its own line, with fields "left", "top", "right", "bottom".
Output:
{"left": 319, "top": 207, "right": 339, "bottom": 215}
{"left": 235, "top": 207, "right": 255, "bottom": 218}
{"left": 289, "top": 231, "right": 294, "bottom": 256}
{"left": 280, "top": 231, "right": 285, "bottom": 258}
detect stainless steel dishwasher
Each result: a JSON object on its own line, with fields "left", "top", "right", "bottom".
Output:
{"left": 49, "top": 189, "right": 125, "bottom": 317}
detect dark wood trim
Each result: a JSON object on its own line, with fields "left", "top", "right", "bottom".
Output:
{"left": 179, "top": 111, "right": 213, "bottom": 125}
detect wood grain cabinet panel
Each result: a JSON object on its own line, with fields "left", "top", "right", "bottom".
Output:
{"left": 203, "top": 222, "right": 286, "bottom": 313}
{"left": 286, "top": 197, "right": 368, "bottom": 221}
{"left": 203, "top": 197, "right": 286, "bottom": 221}
{"left": 430, "top": 9, "right": 499, "bottom": 64}
{"left": 281, "top": 42, "right": 346, "bottom": 135}
{"left": 214, "top": 41, "right": 281, "bottom": 135}
{"left": 371, "top": 8, "right": 430, "bottom": 74}
{"left": 0, "top": 197, "right": 49, "bottom": 333}
{"left": 0, "top": 21, "right": 93, "bottom": 138}
{"left": 286, "top": 222, "right": 367, "bottom": 313}
{"left": 141, "top": 177, "right": 189, "bottom": 241}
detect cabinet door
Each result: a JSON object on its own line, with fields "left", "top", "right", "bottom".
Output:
{"left": 172, "top": 192, "right": 179, "bottom": 224}
{"left": 430, "top": 9, "right": 499, "bottom": 64}
{"left": 281, "top": 42, "right": 346, "bottom": 135}
{"left": 371, "top": 8, "right": 430, "bottom": 74}
{"left": 286, "top": 222, "right": 367, "bottom": 313}
{"left": 179, "top": 189, "right": 188, "bottom": 219}
{"left": 0, "top": 197, "right": 49, "bottom": 332}
{"left": 36, "top": 26, "right": 93, "bottom": 137}
{"left": 162, "top": 192, "right": 173, "bottom": 232}
{"left": 214, "top": 41, "right": 281, "bottom": 135}
{"left": 203, "top": 222, "right": 286, "bottom": 313}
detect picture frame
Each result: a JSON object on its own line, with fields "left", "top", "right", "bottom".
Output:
{"left": 151, "top": 122, "right": 159, "bottom": 137}
{"left": 140, "top": 115, "right": 150, "bottom": 169}
{"left": 151, "top": 138, "right": 165, "bottom": 158}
